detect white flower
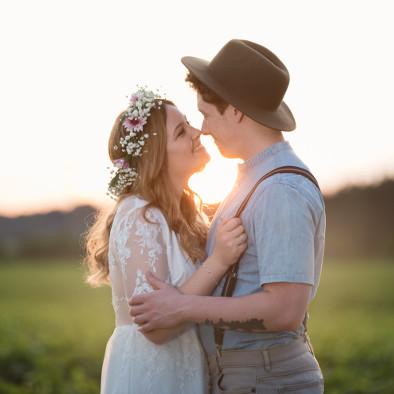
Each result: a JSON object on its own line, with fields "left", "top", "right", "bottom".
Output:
{"left": 107, "top": 86, "right": 165, "bottom": 199}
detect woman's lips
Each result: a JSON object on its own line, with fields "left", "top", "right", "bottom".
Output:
{"left": 192, "top": 139, "right": 204, "bottom": 152}
{"left": 194, "top": 144, "right": 205, "bottom": 153}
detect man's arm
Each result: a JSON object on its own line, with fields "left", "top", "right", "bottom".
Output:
{"left": 193, "top": 282, "right": 311, "bottom": 332}
{"left": 130, "top": 276, "right": 311, "bottom": 333}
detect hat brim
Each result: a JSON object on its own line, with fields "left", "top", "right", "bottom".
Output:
{"left": 181, "top": 56, "right": 296, "bottom": 131}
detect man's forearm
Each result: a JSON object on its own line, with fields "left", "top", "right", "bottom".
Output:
{"left": 179, "top": 288, "right": 303, "bottom": 332}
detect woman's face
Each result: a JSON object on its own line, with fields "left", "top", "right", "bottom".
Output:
{"left": 165, "top": 104, "right": 210, "bottom": 183}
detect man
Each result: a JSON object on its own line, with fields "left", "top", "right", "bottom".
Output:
{"left": 129, "top": 39, "right": 326, "bottom": 393}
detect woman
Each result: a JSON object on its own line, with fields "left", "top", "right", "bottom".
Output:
{"left": 85, "top": 88, "right": 247, "bottom": 394}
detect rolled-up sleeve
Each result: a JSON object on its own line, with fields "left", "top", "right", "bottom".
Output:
{"left": 251, "top": 182, "right": 315, "bottom": 287}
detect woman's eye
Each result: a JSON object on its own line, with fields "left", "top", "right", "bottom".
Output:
{"left": 178, "top": 128, "right": 185, "bottom": 137}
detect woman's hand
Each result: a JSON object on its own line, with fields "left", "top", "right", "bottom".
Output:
{"left": 212, "top": 217, "right": 248, "bottom": 268}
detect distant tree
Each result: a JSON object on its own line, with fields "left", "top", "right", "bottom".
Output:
{"left": 0, "top": 179, "right": 393, "bottom": 262}
{"left": 324, "top": 179, "right": 394, "bottom": 259}
{"left": 0, "top": 206, "right": 97, "bottom": 260}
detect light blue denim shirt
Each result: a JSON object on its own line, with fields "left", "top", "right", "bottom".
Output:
{"left": 199, "top": 141, "right": 326, "bottom": 354}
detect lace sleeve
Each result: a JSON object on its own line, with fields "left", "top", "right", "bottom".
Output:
{"left": 113, "top": 206, "right": 170, "bottom": 298}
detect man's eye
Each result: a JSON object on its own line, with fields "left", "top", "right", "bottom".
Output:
{"left": 178, "top": 128, "right": 185, "bottom": 137}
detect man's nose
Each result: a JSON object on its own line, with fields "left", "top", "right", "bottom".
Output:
{"left": 200, "top": 120, "right": 210, "bottom": 135}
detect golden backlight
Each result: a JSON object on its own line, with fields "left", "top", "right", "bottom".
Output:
{"left": 188, "top": 136, "right": 240, "bottom": 204}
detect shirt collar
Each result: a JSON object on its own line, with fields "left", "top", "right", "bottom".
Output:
{"left": 238, "top": 141, "right": 292, "bottom": 175}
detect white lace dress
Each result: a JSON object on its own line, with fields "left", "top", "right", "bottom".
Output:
{"left": 100, "top": 195, "right": 208, "bottom": 394}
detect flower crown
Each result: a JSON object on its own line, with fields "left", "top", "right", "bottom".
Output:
{"left": 107, "top": 87, "right": 163, "bottom": 199}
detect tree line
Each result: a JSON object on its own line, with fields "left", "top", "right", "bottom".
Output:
{"left": 1, "top": 179, "right": 393, "bottom": 261}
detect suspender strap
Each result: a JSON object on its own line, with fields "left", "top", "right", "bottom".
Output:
{"left": 214, "top": 166, "right": 320, "bottom": 355}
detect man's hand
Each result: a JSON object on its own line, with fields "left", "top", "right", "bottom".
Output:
{"left": 128, "top": 271, "right": 186, "bottom": 333}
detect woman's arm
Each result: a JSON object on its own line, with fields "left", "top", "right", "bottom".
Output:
{"left": 180, "top": 217, "right": 247, "bottom": 295}
{"left": 141, "top": 217, "right": 247, "bottom": 344}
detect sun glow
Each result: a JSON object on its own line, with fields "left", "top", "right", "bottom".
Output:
{"left": 189, "top": 136, "right": 240, "bottom": 204}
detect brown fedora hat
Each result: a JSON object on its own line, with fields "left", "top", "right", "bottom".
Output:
{"left": 181, "top": 39, "right": 296, "bottom": 131}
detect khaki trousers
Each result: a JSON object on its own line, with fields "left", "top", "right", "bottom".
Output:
{"left": 207, "top": 337, "right": 324, "bottom": 394}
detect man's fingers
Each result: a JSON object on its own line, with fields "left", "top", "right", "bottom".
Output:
{"left": 129, "top": 294, "right": 146, "bottom": 306}
{"left": 129, "top": 304, "right": 145, "bottom": 317}
{"left": 145, "top": 271, "right": 166, "bottom": 290}
{"left": 138, "top": 322, "right": 154, "bottom": 333}
{"left": 133, "top": 314, "right": 149, "bottom": 325}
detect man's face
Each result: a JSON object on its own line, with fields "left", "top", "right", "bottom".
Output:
{"left": 197, "top": 93, "right": 236, "bottom": 158}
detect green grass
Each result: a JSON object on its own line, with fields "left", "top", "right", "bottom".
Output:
{"left": 0, "top": 261, "right": 113, "bottom": 394}
{"left": 308, "top": 261, "right": 394, "bottom": 393}
{"left": 0, "top": 259, "right": 393, "bottom": 393}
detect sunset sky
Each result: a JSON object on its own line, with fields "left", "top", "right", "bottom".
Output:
{"left": 1, "top": 0, "right": 393, "bottom": 217}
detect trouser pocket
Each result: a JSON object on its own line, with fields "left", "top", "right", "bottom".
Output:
{"left": 256, "top": 351, "right": 324, "bottom": 394}
{"left": 215, "top": 367, "right": 257, "bottom": 394}
{"left": 277, "top": 378, "right": 324, "bottom": 393}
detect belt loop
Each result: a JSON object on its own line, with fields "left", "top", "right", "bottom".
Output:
{"left": 215, "top": 344, "right": 223, "bottom": 376}
{"left": 215, "top": 343, "right": 222, "bottom": 359}
{"left": 261, "top": 349, "right": 272, "bottom": 371}
{"left": 303, "top": 332, "right": 315, "bottom": 356}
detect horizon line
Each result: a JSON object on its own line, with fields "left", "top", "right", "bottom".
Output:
{"left": 1, "top": 176, "right": 393, "bottom": 219}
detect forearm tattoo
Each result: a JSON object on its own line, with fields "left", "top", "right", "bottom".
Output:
{"left": 203, "top": 318, "right": 267, "bottom": 332}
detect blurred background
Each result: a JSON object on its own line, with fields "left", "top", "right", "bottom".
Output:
{"left": 1, "top": 0, "right": 393, "bottom": 393}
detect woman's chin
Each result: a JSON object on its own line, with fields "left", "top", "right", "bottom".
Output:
{"left": 189, "top": 159, "right": 210, "bottom": 176}
{"left": 194, "top": 163, "right": 208, "bottom": 174}
{"left": 184, "top": 151, "right": 210, "bottom": 176}
{"left": 197, "top": 154, "right": 211, "bottom": 172}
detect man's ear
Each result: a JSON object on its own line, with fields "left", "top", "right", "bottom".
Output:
{"left": 231, "top": 105, "right": 244, "bottom": 123}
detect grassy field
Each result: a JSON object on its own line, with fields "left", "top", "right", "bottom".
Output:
{"left": 0, "top": 260, "right": 393, "bottom": 394}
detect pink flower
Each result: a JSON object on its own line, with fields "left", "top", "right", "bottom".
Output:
{"left": 123, "top": 116, "right": 147, "bottom": 133}
{"left": 129, "top": 94, "right": 138, "bottom": 106}
{"left": 113, "top": 159, "right": 129, "bottom": 169}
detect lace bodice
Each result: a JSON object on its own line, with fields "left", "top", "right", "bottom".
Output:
{"left": 102, "top": 196, "right": 208, "bottom": 394}
{"left": 108, "top": 195, "right": 197, "bottom": 326}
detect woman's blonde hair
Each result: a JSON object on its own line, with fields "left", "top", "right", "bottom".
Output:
{"left": 84, "top": 100, "right": 208, "bottom": 287}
